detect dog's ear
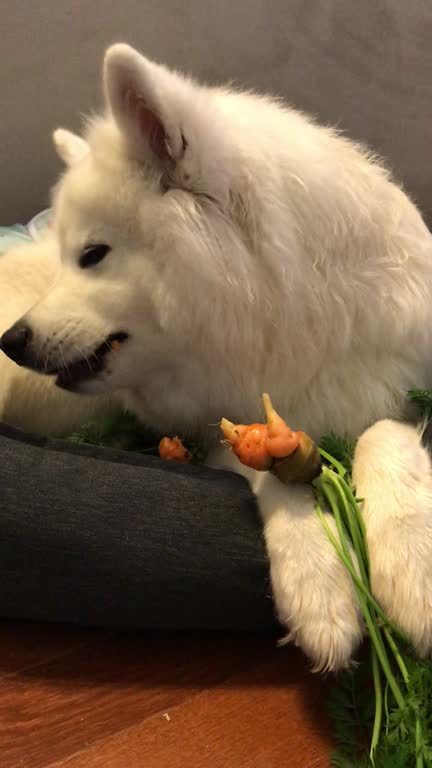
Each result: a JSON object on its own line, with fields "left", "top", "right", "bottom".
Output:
{"left": 53, "top": 129, "right": 89, "bottom": 167}
{"left": 103, "top": 44, "right": 186, "bottom": 169}
{"left": 104, "top": 44, "right": 232, "bottom": 203}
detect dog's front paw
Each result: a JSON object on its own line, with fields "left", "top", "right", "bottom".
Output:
{"left": 259, "top": 477, "right": 363, "bottom": 671}
{"left": 354, "top": 419, "right": 432, "bottom": 656}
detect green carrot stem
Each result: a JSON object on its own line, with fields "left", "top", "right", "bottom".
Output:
{"left": 314, "top": 500, "right": 379, "bottom": 618}
{"left": 328, "top": 472, "right": 371, "bottom": 576}
{"left": 318, "top": 450, "right": 370, "bottom": 559}
{"left": 322, "top": 473, "right": 370, "bottom": 584}
{"left": 381, "top": 622, "right": 423, "bottom": 766}
{"left": 370, "top": 645, "right": 382, "bottom": 764}
{"left": 315, "top": 502, "right": 405, "bottom": 709}
{"left": 314, "top": 450, "right": 425, "bottom": 764}
{"left": 315, "top": 490, "right": 391, "bottom": 629}
{"left": 319, "top": 448, "right": 347, "bottom": 478}
{"left": 384, "top": 680, "right": 390, "bottom": 734}
{"left": 337, "top": 477, "right": 369, "bottom": 545}
{"left": 316, "top": 473, "right": 408, "bottom": 644}
{"left": 321, "top": 482, "right": 352, "bottom": 562}
{"left": 382, "top": 626, "right": 410, "bottom": 686}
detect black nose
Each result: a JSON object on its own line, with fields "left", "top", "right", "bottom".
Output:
{"left": 0, "top": 324, "right": 33, "bottom": 365}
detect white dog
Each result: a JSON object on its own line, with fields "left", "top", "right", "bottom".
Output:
{"left": 2, "top": 43, "right": 432, "bottom": 671}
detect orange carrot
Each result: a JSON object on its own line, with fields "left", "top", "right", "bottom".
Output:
{"left": 262, "top": 392, "right": 301, "bottom": 458}
{"left": 221, "top": 393, "right": 321, "bottom": 484}
{"left": 220, "top": 420, "right": 272, "bottom": 470}
{"left": 159, "top": 436, "right": 191, "bottom": 463}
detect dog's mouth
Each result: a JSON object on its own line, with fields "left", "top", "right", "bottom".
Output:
{"left": 54, "top": 332, "right": 129, "bottom": 391}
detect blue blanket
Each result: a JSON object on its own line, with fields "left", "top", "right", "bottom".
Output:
{"left": 0, "top": 209, "right": 52, "bottom": 256}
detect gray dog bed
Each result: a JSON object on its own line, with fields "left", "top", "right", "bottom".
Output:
{"left": 0, "top": 422, "right": 276, "bottom": 631}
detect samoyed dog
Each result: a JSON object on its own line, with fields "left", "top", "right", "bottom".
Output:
{"left": 2, "top": 43, "right": 432, "bottom": 670}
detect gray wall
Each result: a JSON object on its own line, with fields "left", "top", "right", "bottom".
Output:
{"left": 1, "top": 0, "right": 432, "bottom": 224}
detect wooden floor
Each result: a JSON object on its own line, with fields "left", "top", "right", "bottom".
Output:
{"left": 0, "top": 621, "right": 332, "bottom": 768}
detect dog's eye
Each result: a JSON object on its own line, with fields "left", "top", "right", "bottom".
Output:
{"left": 79, "top": 244, "right": 111, "bottom": 269}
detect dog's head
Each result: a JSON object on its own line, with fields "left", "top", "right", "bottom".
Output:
{"left": 1, "top": 45, "right": 255, "bottom": 401}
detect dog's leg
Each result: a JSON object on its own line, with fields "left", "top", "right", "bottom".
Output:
{"left": 353, "top": 419, "right": 432, "bottom": 655}
{"left": 208, "top": 446, "right": 363, "bottom": 671}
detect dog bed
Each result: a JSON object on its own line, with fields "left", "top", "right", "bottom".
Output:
{"left": 0, "top": 219, "right": 274, "bottom": 629}
{"left": 0, "top": 421, "right": 274, "bottom": 630}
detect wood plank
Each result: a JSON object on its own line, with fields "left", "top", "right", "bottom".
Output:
{"left": 0, "top": 621, "right": 91, "bottom": 678}
{"left": 52, "top": 648, "right": 332, "bottom": 768}
{"left": 239, "top": 740, "right": 332, "bottom": 768}
{"left": 237, "top": 733, "right": 332, "bottom": 768}
{"left": 305, "top": 758, "right": 332, "bottom": 768}
{"left": 0, "top": 631, "right": 272, "bottom": 768}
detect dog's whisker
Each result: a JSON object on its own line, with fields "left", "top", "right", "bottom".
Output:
{"left": 58, "top": 343, "right": 70, "bottom": 376}
{"left": 72, "top": 344, "right": 94, "bottom": 373}
{"left": 36, "top": 344, "right": 49, "bottom": 373}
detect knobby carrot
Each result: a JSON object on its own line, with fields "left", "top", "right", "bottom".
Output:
{"left": 220, "top": 393, "right": 321, "bottom": 484}
{"left": 159, "top": 436, "right": 191, "bottom": 463}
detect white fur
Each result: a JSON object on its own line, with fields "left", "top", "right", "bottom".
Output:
{"left": 2, "top": 43, "right": 432, "bottom": 669}
{"left": 210, "top": 444, "right": 364, "bottom": 671}
{"left": 353, "top": 420, "right": 432, "bottom": 655}
{"left": 53, "top": 129, "right": 89, "bottom": 167}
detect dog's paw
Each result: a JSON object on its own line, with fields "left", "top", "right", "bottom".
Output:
{"left": 354, "top": 419, "right": 432, "bottom": 656}
{"left": 258, "top": 476, "right": 363, "bottom": 671}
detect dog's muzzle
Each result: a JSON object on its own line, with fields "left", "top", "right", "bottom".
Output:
{"left": 0, "top": 323, "right": 129, "bottom": 392}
